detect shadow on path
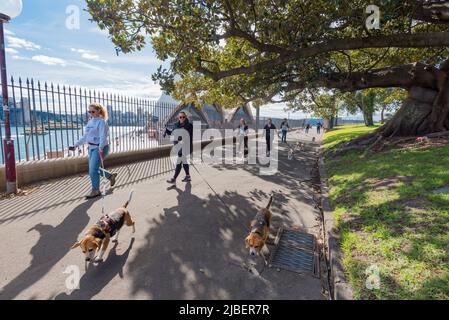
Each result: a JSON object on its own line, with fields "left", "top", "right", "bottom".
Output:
{"left": 55, "top": 238, "right": 135, "bottom": 300}
{"left": 0, "top": 198, "right": 100, "bottom": 299}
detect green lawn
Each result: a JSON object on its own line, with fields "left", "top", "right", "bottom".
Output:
{"left": 324, "top": 124, "right": 449, "bottom": 299}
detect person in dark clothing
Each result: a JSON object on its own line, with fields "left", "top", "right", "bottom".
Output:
{"left": 305, "top": 123, "right": 311, "bottom": 134}
{"left": 165, "top": 111, "right": 193, "bottom": 183}
{"left": 237, "top": 118, "right": 249, "bottom": 158}
{"left": 263, "top": 118, "right": 277, "bottom": 156}
{"left": 317, "top": 122, "right": 322, "bottom": 134}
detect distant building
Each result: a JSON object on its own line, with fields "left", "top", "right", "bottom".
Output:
{"left": 0, "top": 96, "right": 31, "bottom": 126}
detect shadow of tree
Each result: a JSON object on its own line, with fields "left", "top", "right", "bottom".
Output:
{"left": 0, "top": 197, "right": 101, "bottom": 299}
{"left": 126, "top": 182, "right": 323, "bottom": 299}
{"left": 326, "top": 143, "right": 449, "bottom": 299}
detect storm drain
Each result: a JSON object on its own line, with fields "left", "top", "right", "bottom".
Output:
{"left": 269, "top": 228, "right": 319, "bottom": 277}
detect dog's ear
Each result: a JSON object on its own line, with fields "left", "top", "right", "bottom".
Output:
{"left": 245, "top": 236, "right": 251, "bottom": 248}
{"left": 71, "top": 241, "right": 81, "bottom": 249}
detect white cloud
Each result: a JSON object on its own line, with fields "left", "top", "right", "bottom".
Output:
{"left": 71, "top": 48, "right": 91, "bottom": 54}
{"left": 6, "top": 48, "right": 19, "bottom": 55}
{"left": 12, "top": 55, "right": 29, "bottom": 61}
{"left": 32, "top": 55, "right": 67, "bottom": 66}
{"left": 4, "top": 29, "right": 15, "bottom": 36}
{"left": 71, "top": 48, "right": 107, "bottom": 63}
{"left": 7, "top": 36, "right": 41, "bottom": 51}
{"left": 81, "top": 53, "right": 107, "bottom": 63}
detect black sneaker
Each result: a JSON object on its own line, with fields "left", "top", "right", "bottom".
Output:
{"left": 182, "top": 176, "right": 191, "bottom": 182}
{"left": 109, "top": 173, "right": 118, "bottom": 187}
{"left": 166, "top": 178, "right": 176, "bottom": 184}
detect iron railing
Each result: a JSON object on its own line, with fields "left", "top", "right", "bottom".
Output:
{"left": 0, "top": 77, "right": 178, "bottom": 164}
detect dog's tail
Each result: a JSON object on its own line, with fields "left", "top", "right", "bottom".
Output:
{"left": 266, "top": 194, "right": 274, "bottom": 209}
{"left": 124, "top": 190, "right": 134, "bottom": 208}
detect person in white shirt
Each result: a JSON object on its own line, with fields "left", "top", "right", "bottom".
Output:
{"left": 70, "top": 103, "right": 117, "bottom": 199}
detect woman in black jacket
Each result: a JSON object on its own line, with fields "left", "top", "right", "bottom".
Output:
{"left": 165, "top": 111, "right": 193, "bottom": 183}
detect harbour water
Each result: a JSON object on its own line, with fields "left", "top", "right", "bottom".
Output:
{"left": 0, "top": 125, "right": 160, "bottom": 164}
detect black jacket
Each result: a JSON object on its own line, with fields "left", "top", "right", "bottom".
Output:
{"left": 165, "top": 119, "right": 193, "bottom": 156}
{"left": 264, "top": 123, "right": 276, "bottom": 138}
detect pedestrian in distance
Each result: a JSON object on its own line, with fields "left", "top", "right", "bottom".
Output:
{"left": 305, "top": 123, "right": 311, "bottom": 134}
{"left": 263, "top": 118, "right": 277, "bottom": 157}
{"left": 280, "top": 118, "right": 290, "bottom": 143}
{"left": 69, "top": 103, "right": 117, "bottom": 199}
{"left": 237, "top": 118, "right": 249, "bottom": 158}
{"left": 165, "top": 111, "right": 193, "bottom": 184}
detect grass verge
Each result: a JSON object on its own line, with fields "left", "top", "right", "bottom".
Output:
{"left": 324, "top": 124, "right": 449, "bottom": 299}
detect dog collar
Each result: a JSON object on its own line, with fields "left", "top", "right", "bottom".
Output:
{"left": 251, "top": 228, "right": 263, "bottom": 236}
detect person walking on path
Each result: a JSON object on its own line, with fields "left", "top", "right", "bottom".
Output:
{"left": 69, "top": 103, "right": 117, "bottom": 199}
{"left": 280, "top": 118, "right": 290, "bottom": 143}
{"left": 317, "top": 122, "right": 322, "bottom": 134}
{"left": 305, "top": 123, "right": 311, "bottom": 134}
{"left": 165, "top": 111, "right": 193, "bottom": 184}
{"left": 237, "top": 118, "right": 249, "bottom": 158}
{"left": 264, "top": 118, "right": 277, "bottom": 156}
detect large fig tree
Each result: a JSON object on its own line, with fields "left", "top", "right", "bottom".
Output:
{"left": 87, "top": 0, "right": 449, "bottom": 136}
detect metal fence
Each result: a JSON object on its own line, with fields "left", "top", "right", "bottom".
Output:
{"left": 0, "top": 77, "right": 178, "bottom": 164}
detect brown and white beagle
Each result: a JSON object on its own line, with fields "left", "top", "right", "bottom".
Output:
{"left": 245, "top": 194, "right": 273, "bottom": 264}
{"left": 71, "top": 191, "right": 135, "bottom": 262}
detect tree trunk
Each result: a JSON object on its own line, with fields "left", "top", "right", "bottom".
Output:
{"left": 380, "top": 85, "right": 448, "bottom": 136}
{"left": 324, "top": 117, "right": 335, "bottom": 130}
{"left": 363, "top": 110, "right": 374, "bottom": 126}
{"left": 381, "top": 105, "right": 386, "bottom": 124}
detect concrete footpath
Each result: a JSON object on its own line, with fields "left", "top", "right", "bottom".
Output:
{"left": 0, "top": 130, "right": 327, "bottom": 300}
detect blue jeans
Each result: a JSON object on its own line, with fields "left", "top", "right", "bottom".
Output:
{"left": 89, "top": 145, "right": 112, "bottom": 190}
{"left": 281, "top": 130, "right": 287, "bottom": 142}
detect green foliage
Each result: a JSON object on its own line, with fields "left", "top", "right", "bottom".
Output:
{"left": 325, "top": 125, "right": 449, "bottom": 299}
{"left": 86, "top": 0, "right": 449, "bottom": 110}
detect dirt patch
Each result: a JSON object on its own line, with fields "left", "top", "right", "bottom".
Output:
{"left": 0, "top": 186, "right": 41, "bottom": 201}
{"left": 384, "top": 136, "right": 449, "bottom": 152}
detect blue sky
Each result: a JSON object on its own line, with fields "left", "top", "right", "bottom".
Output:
{"left": 3, "top": 0, "right": 322, "bottom": 119}
{"left": 4, "top": 0, "right": 165, "bottom": 99}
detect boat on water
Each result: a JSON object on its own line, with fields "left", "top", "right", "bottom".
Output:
{"left": 46, "top": 121, "right": 81, "bottom": 130}
{"left": 24, "top": 127, "right": 48, "bottom": 135}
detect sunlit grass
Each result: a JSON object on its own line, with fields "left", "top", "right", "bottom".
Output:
{"left": 324, "top": 124, "right": 449, "bottom": 299}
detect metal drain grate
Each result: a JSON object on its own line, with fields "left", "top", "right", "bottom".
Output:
{"left": 269, "top": 228, "right": 319, "bottom": 277}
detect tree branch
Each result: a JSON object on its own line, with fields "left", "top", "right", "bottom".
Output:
{"left": 197, "top": 32, "right": 449, "bottom": 81}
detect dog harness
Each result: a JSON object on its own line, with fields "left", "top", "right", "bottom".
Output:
{"left": 94, "top": 211, "right": 125, "bottom": 238}
{"left": 251, "top": 212, "right": 268, "bottom": 235}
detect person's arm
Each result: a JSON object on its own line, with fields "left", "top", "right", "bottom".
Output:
{"left": 98, "top": 119, "right": 108, "bottom": 150}
{"left": 164, "top": 126, "right": 173, "bottom": 137}
{"left": 72, "top": 122, "right": 89, "bottom": 148}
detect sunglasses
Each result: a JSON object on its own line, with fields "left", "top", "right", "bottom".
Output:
{"left": 179, "top": 116, "right": 186, "bottom": 119}
{"left": 88, "top": 110, "right": 97, "bottom": 114}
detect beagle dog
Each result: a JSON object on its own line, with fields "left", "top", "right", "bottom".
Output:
{"left": 245, "top": 195, "right": 273, "bottom": 264}
{"left": 71, "top": 191, "right": 135, "bottom": 262}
